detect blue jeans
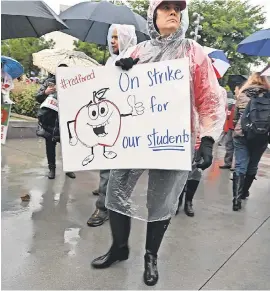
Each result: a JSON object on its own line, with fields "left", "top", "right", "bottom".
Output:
{"left": 233, "top": 136, "right": 268, "bottom": 176}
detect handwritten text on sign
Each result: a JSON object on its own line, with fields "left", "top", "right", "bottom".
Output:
{"left": 56, "top": 58, "right": 191, "bottom": 172}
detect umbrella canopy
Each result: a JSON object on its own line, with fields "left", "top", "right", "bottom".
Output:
{"left": 32, "top": 49, "right": 100, "bottom": 75}
{"left": 1, "top": 0, "right": 68, "bottom": 40}
{"left": 227, "top": 75, "right": 248, "bottom": 92}
{"left": 60, "top": 1, "right": 149, "bottom": 46}
{"left": 1, "top": 56, "right": 24, "bottom": 79}
{"left": 237, "top": 29, "right": 270, "bottom": 57}
{"left": 204, "top": 46, "right": 230, "bottom": 79}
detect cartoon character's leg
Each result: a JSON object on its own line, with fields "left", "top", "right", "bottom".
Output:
{"left": 103, "top": 146, "right": 117, "bottom": 159}
{"left": 82, "top": 147, "right": 95, "bottom": 166}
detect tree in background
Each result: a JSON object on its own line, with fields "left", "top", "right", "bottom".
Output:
{"left": 187, "top": 0, "right": 267, "bottom": 78}
{"left": 73, "top": 41, "right": 110, "bottom": 65}
{"left": 1, "top": 37, "right": 55, "bottom": 75}
{"left": 126, "top": 0, "right": 268, "bottom": 79}
{"left": 127, "top": 0, "right": 148, "bottom": 19}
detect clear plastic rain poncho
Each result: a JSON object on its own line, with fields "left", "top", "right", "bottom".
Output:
{"left": 105, "top": 24, "right": 137, "bottom": 66}
{"left": 105, "top": 0, "right": 226, "bottom": 222}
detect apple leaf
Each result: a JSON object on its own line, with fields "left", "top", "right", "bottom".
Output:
{"left": 93, "top": 88, "right": 110, "bottom": 102}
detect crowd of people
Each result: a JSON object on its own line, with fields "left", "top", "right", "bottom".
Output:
{"left": 2, "top": 0, "right": 270, "bottom": 287}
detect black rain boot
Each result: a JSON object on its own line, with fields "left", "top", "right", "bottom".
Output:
{"left": 184, "top": 180, "right": 200, "bottom": 217}
{"left": 91, "top": 211, "right": 130, "bottom": 269}
{"left": 48, "top": 164, "right": 56, "bottom": 179}
{"left": 176, "top": 184, "right": 186, "bottom": 215}
{"left": 46, "top": 138, "right": 56, "bottom": 180}
{"left": 241, "top": 174, "right": 256, "bottom": 199}
{"left": 144, "top": 219, "right": 170, "bottom": 286}
{"left": 232, "top": 173, "right": 245, "bottom": 211}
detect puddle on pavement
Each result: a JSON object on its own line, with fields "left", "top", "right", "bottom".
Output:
{"left": 64, "top": 227, "right": 81, "bottom": 256}
{"left": 54, "top": 192, "right": 61, "bottom": 203}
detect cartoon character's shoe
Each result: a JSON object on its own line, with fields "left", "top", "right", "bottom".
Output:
{"left": 103, "top": 151, "right": 117, "bottom": 159}
{"left": 82, "top": 154, "right": 94, "bottom": 166}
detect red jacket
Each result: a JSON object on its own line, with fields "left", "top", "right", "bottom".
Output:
{"left": 224, "top": 103, "right": 235, "bottom": 132}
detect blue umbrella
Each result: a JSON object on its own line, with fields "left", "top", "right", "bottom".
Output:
{"left": 237, "top": 29, "right": 270, "bottom": 57}
{"left": 1, "top": 56, "right": 24, "bottom": 79}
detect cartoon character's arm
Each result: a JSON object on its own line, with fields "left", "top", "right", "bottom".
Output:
{"left": 123, "top": 95, "right": 144, "bottom": 117}
{"left": 67, "top": 120, "right": 78, "bottom": 146}
{"left": 120, "top": 113, "right": 132, "bottom": 117}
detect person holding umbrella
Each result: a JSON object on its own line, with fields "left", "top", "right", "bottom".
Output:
{"left": 91, "top": 0, "right": 226, "bottom": 286}
{"left": 33, "top": 49, "right": 99, "bottom": 180}
{"left": 36, "top": 65, "right": 76, "bottom": 180}
{"left": 1, "top": 56, "right": 24, "bottom": 104}
{"left": 87, "top": 24, "right": 138, "bottom": 227}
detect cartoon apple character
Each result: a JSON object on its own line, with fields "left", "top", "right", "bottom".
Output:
{"left": 67, "top": 88, "right": 144, "bottom": 166}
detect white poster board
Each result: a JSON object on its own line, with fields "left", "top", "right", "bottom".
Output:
{"left": 57, "top": 58, "right": 191, "bottom": 172}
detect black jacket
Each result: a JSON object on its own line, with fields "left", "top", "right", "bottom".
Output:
{"left": 36, "top": 76, "right": 59, "bottom": 137}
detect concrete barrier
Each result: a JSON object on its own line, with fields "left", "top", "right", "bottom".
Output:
{"left": 7, "top": 114, "right": 38, "bottom": 139}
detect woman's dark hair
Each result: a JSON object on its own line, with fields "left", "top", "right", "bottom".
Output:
{"left": 153, "top": 10, "right": 159, "bottom": 33}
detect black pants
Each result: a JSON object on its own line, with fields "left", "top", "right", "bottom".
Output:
{"left": 110, "top": 210, "right": 170, "bottom": 255}
{"left": 45, "top": 138, "right": 57, "bottom": 166}
{"left": 234, "top": 136, "right": 268, "bottom": 176}
{"left": 96, "top": 170, "right": 110, "bottom": 211}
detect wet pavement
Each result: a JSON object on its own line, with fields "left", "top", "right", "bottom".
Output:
{"left": 1, "top": 138, "right": 270, "bottom": 290}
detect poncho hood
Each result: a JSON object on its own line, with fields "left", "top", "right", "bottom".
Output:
{"left": 147, "top": 0, "right": 187, "bottom": 44}
{"left": 106, "top": 24, "right": 137, "bottom": 66}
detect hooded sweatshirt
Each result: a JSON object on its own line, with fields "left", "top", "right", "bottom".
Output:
{"left": 125, "top": 0, "right": 226, "bottom": 145}
{"left": 105, "top": 24, "right": 137, "bottom": 66}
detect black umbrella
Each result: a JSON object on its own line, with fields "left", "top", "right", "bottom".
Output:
{"left": 227, "top": 75, "right": 248, "bottom": 92}
{"left": 1, "top": 0, "right": 68, "bottom": 40}
{"left": 60, "top": 1, "right": 149, "bottom": 45}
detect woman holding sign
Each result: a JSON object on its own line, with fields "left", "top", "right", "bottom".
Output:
{"left": 91, "top": 0, "right": 226, "bottom": 286}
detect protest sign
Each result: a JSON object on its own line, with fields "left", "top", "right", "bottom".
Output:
{"left": 1, "top": 104, "right": 11, "bottom": 144}
{"left": 56, "top": 58, "right": 191, "bottom": 172}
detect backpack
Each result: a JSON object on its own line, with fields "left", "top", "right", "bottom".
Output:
{"left": 241, "top": 91, "right": 270, "bottom": 141}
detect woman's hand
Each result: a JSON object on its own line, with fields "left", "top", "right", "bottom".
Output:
{"left": 45, "top": 86, "right": 56, "bottom": 95}
{"left": 115, "top": 58, "right": 139, "bottom": 71}
{"left": 196, "top": 136, "right": 215, "bottom": 170}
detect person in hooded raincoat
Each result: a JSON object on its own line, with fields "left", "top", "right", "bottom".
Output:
{"left": 87, "top": 24, "right": 138, "bottom": 227}
{"left": 92, "top": 1, "right": 226, "bottom": 286}
{"left": 176, "top": 86, "right": 227, "bottom": 217}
